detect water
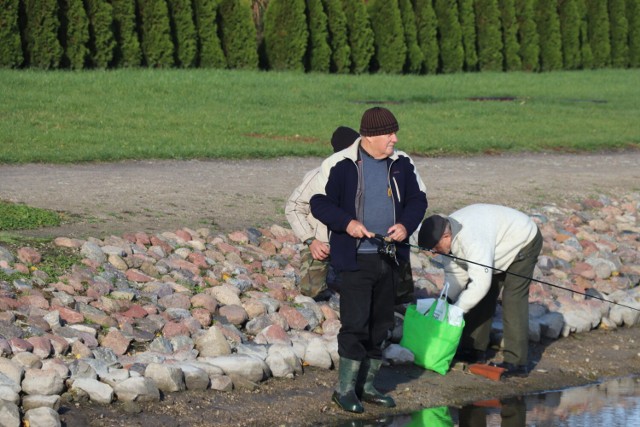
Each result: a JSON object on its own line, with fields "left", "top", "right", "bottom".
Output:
{"left": 343, "top": 376, "right": 640, "bottom": 427}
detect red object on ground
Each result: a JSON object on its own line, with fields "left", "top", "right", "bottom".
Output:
{"left": 473, "top": 399, "right": 502, "bottom": 408}
{"left": 468, "top": 363, "right": 505, "bottom": 381}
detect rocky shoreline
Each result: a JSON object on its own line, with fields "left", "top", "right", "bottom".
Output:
{"left": 0, "top": 193, "right": 639, "bottom": 427}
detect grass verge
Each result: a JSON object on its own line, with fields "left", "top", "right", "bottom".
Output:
{"left": 0, "top": 200, "right": 63, "bottom": 231}
{"left": 1, "top": 68, "right": 638, "bottom": 163}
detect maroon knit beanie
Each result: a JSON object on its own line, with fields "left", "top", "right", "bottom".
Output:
{"left": 359, "top": 107, "right": 399, "bottom": 137}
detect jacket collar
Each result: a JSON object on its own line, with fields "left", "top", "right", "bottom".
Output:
{"left": 342, "top": 137, "right": 400, "bottom": 162}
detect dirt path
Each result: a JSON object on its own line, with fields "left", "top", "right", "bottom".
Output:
{"left": 1, "top": 151, "right": 639, "bottom": 426}
{"left": 1, "top": 151, "right": 639, "bottom": 239}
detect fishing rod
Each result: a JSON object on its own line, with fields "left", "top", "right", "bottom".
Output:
{"left": 373, "top": 234, "right": 640, "bottom": 313}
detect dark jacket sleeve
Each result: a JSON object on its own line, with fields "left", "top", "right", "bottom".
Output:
{"left": 310, "top": 162, "right": 354, "bottom": 232}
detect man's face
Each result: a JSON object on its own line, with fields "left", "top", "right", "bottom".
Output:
{"left": 362, "top": 133, "right": 397, "bottom": 159}
{"left": 433, "top": 233, "right": 452, "bottom": 254}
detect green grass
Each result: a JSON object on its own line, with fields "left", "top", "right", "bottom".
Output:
{"left": 0, "top": 201, "right": 62, "bottom": 231}
{"left": 1, "top": 68, "right": 639, "bottom": 163}
{"left": 0, "top": 232, "right": 81, "bottom": 282}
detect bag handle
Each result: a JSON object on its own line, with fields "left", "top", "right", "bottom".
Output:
{"left": 437, "top": 282, "right": 449, "bottom": 301}
{"left": 432, "top": 282, "right": 450, "bottom": 321}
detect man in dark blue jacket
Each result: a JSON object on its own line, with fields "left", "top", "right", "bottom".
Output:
{"left": 310, "top": 107, "right": 428, "bottom": 413}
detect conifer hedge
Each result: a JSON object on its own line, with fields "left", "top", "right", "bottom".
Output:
{"left": 586, "top": 0, "right": 612, "bottom": 68}
{"left": 398, "top": 0, "right": 424, "bottom": 73}
{"left": 112, "top": 0, "right": 142, "bottom": 67}
{"left": 458, "top": 0, "right": 478, "bottom": 71}
{"left": 85, "top": 0, "right": 115, "bottom": 68}
{"left": 23, "top": 0, "right": 63, "bottom": 69}
{"left": 322, "top": 0, "right": 351, "bottom": 73}
{"left": 577, "top": 0, "right": 594, "bottom": 68}
{"left": 368, "top": 0, "right": 406, "bottom": 74}
{"left": 500, "top": 0, "right": 522, "bottom": 71}
{"left": 167, "top": 0, "right": 198, "bottom": 68}
{"left": 2, "top": 0, "right": 639, "bottom": 73}
{"left": 629, "top": 0, "right": 640, "bottom": 67}
{"left": 60, "top": 0, "right": 89, "bottom": 70}
{"left": 138, "top": 0, "right": 174, "bottom": 68}
{"left": 475, "top": 0, "right": 504, "bottom": 71}
{"left": 414, "top": 0, "right": 439, "bottom": 74}
{"left": 536, "top": 0, "right": 563, "bottom": 71}
{"left": 193, "top": 0, "right": 226, "bottom": 68}
{"left": 219, "top": 0, "right": 259, "bottom": 70}
{"left": 558, "top": 0, "right": 581, "bottom": 69}
{"left": 263, "top": 0, "right": 308, "bottom": 71}
{"left": 0, "top": 0, "right": 24, "bottom": 68}
{"left": 434, "top": 0, "right": 463, "bottom": 73}
{"left": 515, "top": 0, "right": 540, "bottom": 71}
{"left": 342, "top": 0, "right": 374, "bottom": 74}
{"left": 609, "top": 0, "right": 629, "bottom": 67}
{"left": 305, "top": 0, "right": 331, "bottom": 72}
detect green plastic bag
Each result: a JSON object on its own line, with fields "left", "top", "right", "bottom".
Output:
{"left": 399, "top": 284, "right": 464, "bottom": 375}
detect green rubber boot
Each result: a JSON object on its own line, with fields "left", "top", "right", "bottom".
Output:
{"left": 356, "top": 358, "right": 396, "bottom": 408}
{"left": 332, "top": 358, "right": 364, "bottom": 413}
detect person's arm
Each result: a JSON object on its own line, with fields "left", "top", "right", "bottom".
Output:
{"left": 284, "top": 169, "right": 319, "bottom": 243}
{"left": 451, "top": 245, "right": 495, "bottom": 313}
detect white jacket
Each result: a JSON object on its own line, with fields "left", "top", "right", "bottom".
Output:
{"left": 284, "top": 167, "right": 329, "bottom": 244}
{"left": 442, "top": 204, "right": 538, "bottom": 312}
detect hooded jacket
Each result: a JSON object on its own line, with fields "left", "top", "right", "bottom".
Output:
{"left": 443, "top": 204, "right": 539, "bottom": 312}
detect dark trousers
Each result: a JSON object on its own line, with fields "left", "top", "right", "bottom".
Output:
{"left": 461, "top": 228, "right": 543, "bottom": 365}
{"left": 337, "top": 253, "right": 396, "bottom": 361}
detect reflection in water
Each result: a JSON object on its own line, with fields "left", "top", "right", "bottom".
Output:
{"left": 458, "top": 397, "right": 525, "bottom": 427}
{"left": 334, "top": 376, "right": 640, "bottom": 427}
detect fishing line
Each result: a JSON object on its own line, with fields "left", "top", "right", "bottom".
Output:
{"left": 373, "top": 234, "right": 640, "bottom": 313}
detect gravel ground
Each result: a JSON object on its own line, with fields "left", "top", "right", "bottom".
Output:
{"left": 1, "top": 151, "right": 639, "bottom": 239}
{"left": 1, "top": 150, "right": 639, "bottom": 426}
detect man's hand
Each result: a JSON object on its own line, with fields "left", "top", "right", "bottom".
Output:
{"left": 386, "top": 223, "right": 407, "bottom": 242}
{"left": 347, "top": 220, "right": 375, "bottom": 239}
{"left": 309, "top": 239, "right": 330, "bottom": 260}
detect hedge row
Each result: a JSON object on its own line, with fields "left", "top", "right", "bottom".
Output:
{"left": 1, "top": 0, "right": 639, "bottom": 73}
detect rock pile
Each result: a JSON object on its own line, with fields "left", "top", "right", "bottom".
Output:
{"left": 0, "top": 193, "right": 638, "bottom": 427}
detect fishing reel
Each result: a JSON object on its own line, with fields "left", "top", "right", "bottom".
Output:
{"left": 375, "top": 234, "right": 399, "bottom": 266}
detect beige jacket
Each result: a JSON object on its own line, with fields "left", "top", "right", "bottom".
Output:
{"left": 285, "top": 167, "right": 329, "bottom": 244}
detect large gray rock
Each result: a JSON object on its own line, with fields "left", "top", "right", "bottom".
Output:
{"left": 265, "top": 344, "right": 301, "bottom": 378}
{"left": 22, "top": 369, "right": 64, "bottom": 396}
{"left": 539, "top": 312, "right": 565, "bottom": 339}
{"left": 194, "top": 326, "right": 231, "bottom": 357}
{"left": 0, "top": 385, "right": 20, "bottom": 404}
{"left": 206, "top": 354, "right": 267, "bottom": 383}
{"left": 0, "top": 400, "right": 21, "bottom": 427}
{"left": 144, "top": 363, "right": 185, "bottom": 393}
{"left": 0, "top": 363, "right": 23, "bottom": 390}
{"left": 303, "top": 338, "right": 333, "bottom": 370}
{"left": 177, "top": 363, "right": 210, "bottom": 391}
{"left": 71, "top": 378, "right": 114, "bottom": 404}
{"left": 113, "top": 377, "right": 160, "bottom": 402}
{"left": 21, "top": 394, "right": 61, "bottom": 411}
{"left": 24, "top": 406, "right": 61, "bottom": 427}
